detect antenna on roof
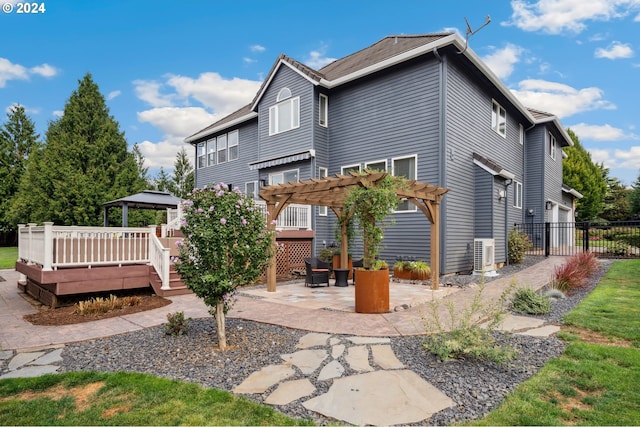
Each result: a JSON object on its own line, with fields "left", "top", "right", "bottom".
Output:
{"left": 457, "top": 15, "right": 491, "bottom": 54}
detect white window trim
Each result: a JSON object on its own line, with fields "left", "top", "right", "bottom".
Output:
{"left": 318, "top": 167, "right": 328, "bottom": 216}
{"left": 217, "top": 134, "right": 227, "bottom": 164}
{"left": 392, "top": 154, "right": 418, "bottom": 213}
{"left": 365, "top": 159, "right": 387, "bottom": 171}
{"left": 549, "top": 132, "right": 556, "bottom": 160}
{"left": 491, "top": 99, "right": 507, "bottom": 138}
{"left": 514, "top": 180, "right": 523, "bottom": 209}
{"left": 197, "top": 142, "right": 206, "bottom": 169}
{"left": 319, "top": 94, "right": 328, "bottom": 127}
{"left": 269, "top": 168, "right": 300, "bottom": 185}
{"left": 269, "top": 96, "right": 300, "bottom": 136}
{"left": 228, "top": 130, "right": 239, "bottom": 161}
{"left": 341, "top": 164, "right": 362, "bottom": 175}
{"left": 519, "top": 124, "right": 524, "bottom": 145}
{"left": 245, "top": 181, "right": 258, "bottom": 199}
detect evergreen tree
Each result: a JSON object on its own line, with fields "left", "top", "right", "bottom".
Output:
{"left": 10, "top": 73, "right": 147, "bottom": 226}
{"left": 598, "top": 164, "right": 631, "bottom": 222}
{"left": 563, "top": 129, "right": 606, "bottom": 220}
{"left": 630, "top": 171, "right": 640, "bottom": 217}
{"left": 154, "top": 167, "right": 171, "bottom": 192}
{"left": 0, "top": 105, "right": 40, "bottom": 229}
{"left": 169, "top": 147, "right": 194, "bottom": 199}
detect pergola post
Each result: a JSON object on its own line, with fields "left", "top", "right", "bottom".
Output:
{"left": 340, "top": 210, "right": 349, "bottom": 269}
{"left": 266, "top": 202, "right": 277, "bottom": 292}
{"left": 430, "top": 200, "right": 441, "bottom": 290}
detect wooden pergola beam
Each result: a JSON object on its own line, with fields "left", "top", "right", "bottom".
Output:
{"left": 260, "top": 170, "right": 448, "bottom": 292}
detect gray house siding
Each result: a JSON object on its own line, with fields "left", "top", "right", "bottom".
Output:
{"left": 312, "top": 88, "right": 333, "bottom": 256}
{"left": 474, "top": 165, "right": 493, "bottom": 238}
{"left": 257, "top": 66, "right": 314, "bottom": 161}
{"left": 493, "top": 176, "right": 507, "bottom": 263}
{"left": 544, "top": 128, "right": 565, "bottom": 221}
{"left": 444, "top": 57, "right": 525, "bottom": 273}
{"left": 524, "top": 126, "right": 545, "bottom": 222}
{"left": 194, "top": 119, "right": 259, "bottom": 190}
{"left": 317, "top": 56, "right": 442, "bottom": 266}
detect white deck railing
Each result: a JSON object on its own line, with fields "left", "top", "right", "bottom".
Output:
{"left": 162, "top": 206, "right": 183, "bottom": 237}
{"left": 255, "top": 201, "right": 312, "bottom": 230}
{"left": 148, "top": 226, "right": 171, "bottom": 289}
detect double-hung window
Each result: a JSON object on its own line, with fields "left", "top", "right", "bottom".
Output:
{"left": 393, "top": 155, "right": 417, "bottom": 212}
{"left": 269, "top": 88, "right": 300, "bottom": 135}
{"left": 228, "top": 130, "right": 239, "bottom": 161}
{"left": 319, "top": 94, "right": 328, "bottom": 127}
{"left": 491, "top": 100, "right": 506, "bottom": 137}
{"left": 217, "top": 134, "right": 227, "bottom": 164}
{"left": 341, "top": 164, "right": 361, "bottom": 176}
{"left": 207, "top": 138, "right": 216, "bottom": 166}
{"left": 365, "top": 159, "right": 387, "bottom": 172}
{"left": 245, "top": 181, "right": 257, "bottom": 199}
{"left": 197, "top": 142, "right": 206, "bottom": 169}
{"left": 549, "top": 133, "right": 556, "bottom": 160}
{"left": 514, "top": 181, "right": 523, "bottom": 209}
{"left": 318, "top": 167, "right": 327, "bottom": 216}
{"left": 270, "top": 169, "right": 299, "bottom": 185}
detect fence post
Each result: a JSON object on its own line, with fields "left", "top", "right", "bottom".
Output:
{"left": 544, "top": 222, "right": 550, "bottom": 257}
{"left": 584, "top": 222, "right": 590, "bottom": 252}
{"left": 43, "top": 222, "right": 54, "bottom": 271}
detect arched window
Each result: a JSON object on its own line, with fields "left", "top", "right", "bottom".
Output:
{"left": 269, "top": 87, "right": 300, "bottom": 135}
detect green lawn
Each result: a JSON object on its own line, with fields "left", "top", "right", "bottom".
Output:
{"left": 0, "top": 247, "right": 17, "bottom": 269}
{"left": 0, "top": 371, "right": 313, "bottom": 426}
{"left": 469, "top": 259, "right": 640, "bottom": 426}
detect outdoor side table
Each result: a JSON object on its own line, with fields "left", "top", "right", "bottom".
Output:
{"left": 334, "top": 268, "right": 350, "bottom": 287}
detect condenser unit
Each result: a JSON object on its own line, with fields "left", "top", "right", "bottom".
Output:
{"left": 473, "top": 238, "right": 497, "bottom": 276}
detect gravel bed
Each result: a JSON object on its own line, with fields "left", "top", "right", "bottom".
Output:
{"left": 58, "top": 257, "right": 611, "bottom": 425}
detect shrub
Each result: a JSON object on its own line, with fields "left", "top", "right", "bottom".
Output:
{"left": 164, "top": 311, "right": 190, "bottom": 336}
{"left": 607, "top": 241, "right": 630, "bottom": 256}
{"left": 552, "top": 252, "right": 599, "bottom": 294}
{"left": 73, "top": 294, "right": 142, "bottom": 316}
{"left": 422, "top": 278, "right": 517, "bottom": 363}
{"left": 508, "top": 229, "right": 532, "bottom": 264}
{"left": 511, "top": 287, "right": 551, "bottom": 315}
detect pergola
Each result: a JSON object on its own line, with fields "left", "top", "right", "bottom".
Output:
{"left": 259, "top": 170, "right": 448, "bottom": 292}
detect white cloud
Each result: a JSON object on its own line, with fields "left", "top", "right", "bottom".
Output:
{"left": 594, "top": 41, "right": 634, "bottom": 59}
{"left": 587, "top": 146, "right": 640, "bottom": 184}
{"left": 107, "top": 90, "right": 121, "bottom": 100}
{"left": 614, "top": 146, "right": 640, "bottom": 170}
{"left": 0, "top": 58, "right": 28, "bottom": 88}
{"left": 133, "top": 80, "right": 175, "bottom": 108}
{"left": 304, "top": 44, "right": 337, "bottom": 69}
{"left": 250, "top": 44, "right": 266, "bottom": 53}
{"left": 503, "top": 0, "right": 640, "bottom": 34}
{"left": 30, "top": 63, "right": 58, "bottom": 78}
{"left": 511, "top": 79, "right": 615, "bottom": 118}
{"left": 243, "top": 57, "right": 257, "bottom": 64}
{"left": 52, "top": 110, "right": 63, "bottom": 117}
{"left": 5, "top": 103, "right": 39, "bottom": 114}
{"left": 137, "top": 107, "right": 216, "bottom": 140}
{"left": 482, "top": 43, "right": 525, "bottom": 79}
{"left": 636, "top": 12, "right": 640, "bottom": 20}
{"left": 136, "top": 138, "right": 189, "bottom": 169}
{"left": 569, "top": 123, "right": 636, "bottom": 141}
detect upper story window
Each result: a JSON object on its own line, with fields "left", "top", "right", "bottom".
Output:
{"left": 217, "top": 134, "right": 227, "bottom": 164}
{"left": 197, "top": 142, "right": 206, "bottom": 169}
{"left": 270, "top": 169, "right": 299, "bottom": 185}
{"left": 207, "top": 138, "right": 216, "bottom": 166}
{"left": 393, "top": 155, "right": 417, "bottom": 212}
{"left": 491, "top": 100, "right": 506, "bottom": 137}
{"left": 228, "top": 130, "right": 239, "bottom": 161}
{"left": 549, "top": 133, "right": 556, "bottom": 160}
{"left": 341, "top": 164, "right": 361, "bottom": 175}
{"left": 519, "top": 124, "right": 524, "bottom": 145}
{"left": 365, "top": 159, "right": 387, "bottom": 172}
{"left": 514, "top": 181, "right": 523, "bottom": 209}
{"left": 318, "top": 167, "right": 328, "bottom": 216}
{"left": 269, "top": 87, "right": 300, "bottom": 135}
{"left": 319, "top": 94, "right": 328, "bottom": 127}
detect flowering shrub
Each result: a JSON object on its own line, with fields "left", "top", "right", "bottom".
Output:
{"left": 175, "top": 183, "right": 274, "bottom": 349}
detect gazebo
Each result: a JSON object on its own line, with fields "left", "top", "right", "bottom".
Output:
{"left": 259, "top": 170, "right": 448, "bottom": 292}
{"left": 102, "top": 190, "right": 181, "bottom": 227}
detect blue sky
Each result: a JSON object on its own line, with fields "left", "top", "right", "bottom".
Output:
{"left": 2, "top": 0, "right": 639, "bottom": 185}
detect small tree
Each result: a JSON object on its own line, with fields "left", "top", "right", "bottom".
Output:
{"left": 175, "top": 183, "right": 274, "bottom": 350}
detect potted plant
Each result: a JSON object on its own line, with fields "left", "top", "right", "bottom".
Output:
{"left": 342, "top": 173, "right": 404, "bottom": 313}
{"left": 410, "top": 261, "right": 431, "bottom": 280}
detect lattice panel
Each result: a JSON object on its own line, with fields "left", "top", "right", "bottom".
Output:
{"left": 276, "top": 239, "right": 311, "bottom": 276}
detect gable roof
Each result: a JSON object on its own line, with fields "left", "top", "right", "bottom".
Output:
{"left": 527, "top": 108, "right": 573, "bottom": 147}
{"left": 186, "top": 32, "right": 541, "bottom": 144}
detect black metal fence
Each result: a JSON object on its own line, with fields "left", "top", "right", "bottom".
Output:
{"left": 513, "top": 221, "right": 640, "bottom": 259}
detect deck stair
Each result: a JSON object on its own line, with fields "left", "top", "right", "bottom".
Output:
{"left": 149, "top": 264, "right": 192, "bottom": 297}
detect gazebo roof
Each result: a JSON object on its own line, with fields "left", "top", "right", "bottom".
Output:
{"left": 103, "top": 190, "right": 181, "bottom": 209}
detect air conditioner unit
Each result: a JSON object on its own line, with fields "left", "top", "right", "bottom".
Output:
{"left": 473, "top": 238, "right": 497, "bottom": 276}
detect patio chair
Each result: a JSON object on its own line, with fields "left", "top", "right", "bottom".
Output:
{"left": 304, "top": 257, "right": 330, "bottom": 287}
